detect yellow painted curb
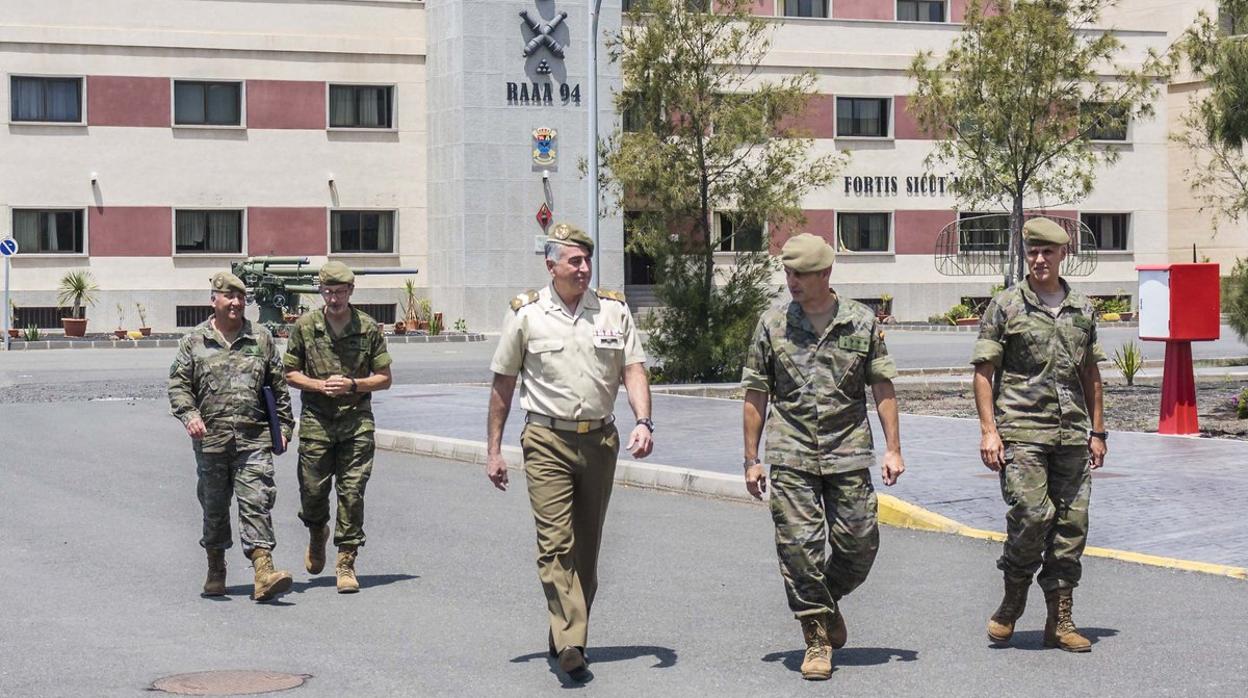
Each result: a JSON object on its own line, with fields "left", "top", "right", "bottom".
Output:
{"left": 877, "top": 494, "right": 1248, "bottom": 581}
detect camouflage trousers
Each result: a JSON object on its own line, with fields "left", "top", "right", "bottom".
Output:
{"left": 997, "top": 442, "right": 1092, "bottom": 592}
{"left": 194, "top": 446, "right": 277, "bottom": 555}
{"left": 297, "top": 431, "right": 375, "bottom": 548}
{"left": 769, "top": 466, "right": 880, "bottom": 619}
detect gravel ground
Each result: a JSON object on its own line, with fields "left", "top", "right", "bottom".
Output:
{"left": 11, "top": 380, "right": 168, "bottom": 404}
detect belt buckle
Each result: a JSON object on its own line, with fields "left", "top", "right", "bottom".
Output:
{"left": 577, "top": 421, "right": 590, "bottom": 434}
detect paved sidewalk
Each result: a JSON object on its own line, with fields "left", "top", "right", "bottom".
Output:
{"left": 354, "top": 385, "right": 1248, "bottom": 569}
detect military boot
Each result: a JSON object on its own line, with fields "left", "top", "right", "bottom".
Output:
{"left": 202, "top": 548, "right": 227, "bottom": 597}
{"left": 305, "top": 524, "right": 329, "bottom": 575}
{"left": 987, "top": 577, "right": 1031, "bottom": 643}
{"left": 1043, "top": 589, "right": 1092, "bottom": 652}
{"left": 799, "top": 615, "right": 833, "bottom": 681}
{"left": 829, "top": 608, "right": 848, "bottom": 649}
{"left": 249, "top": 548, "right": 293, "bottom": 602}
{"left": 336, "top": 546, "right": 360, "bottom": 594}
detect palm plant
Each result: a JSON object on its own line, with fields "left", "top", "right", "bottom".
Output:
{"left": 56, "top": 270, "right": 99, "bottom": 319}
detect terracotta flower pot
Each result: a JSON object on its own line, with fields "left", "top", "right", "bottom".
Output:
{"left": 114, "top": 329, "right": 127, "bottom": 339}
{"left": 139, "top": 327, "right": 152, "bottom": 337}
{"left": 7, "top": 328, "right": 18, "bottom": 339}
{"left": 62, "top": 317, "right": 87, "bottom": 337}
{"left": 393, "top": 321, "right": 407, "bottom": 335}
{"left": 954, "top": 317, "right": 980, "bottom": 326}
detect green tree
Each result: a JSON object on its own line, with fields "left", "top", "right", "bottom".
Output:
{"left": 601, "top": 0, "right": 842, "bottom": 382}
{"left": 908, "top": 0, "right": 1166, "bottom": 283}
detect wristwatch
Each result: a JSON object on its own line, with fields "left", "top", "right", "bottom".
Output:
{"left": 349, "top": 377, "right": 358, "bottom": 394}
{"left": 1089, "top": 430, "right": 1108, "bottom": 441}
{"left": 743, "top": 457, "right": 761, "bottom": 469}
{"left": 636, "top": 418, "right": 655, "bottom": 433}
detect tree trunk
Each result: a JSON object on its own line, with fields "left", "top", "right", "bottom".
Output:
{"left": 1008, "top": 194, "right": 1025, "bottom": 286}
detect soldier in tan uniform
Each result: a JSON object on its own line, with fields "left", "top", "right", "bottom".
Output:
{"left": 741, "top": 234, "right": 905, "bottom": 680}
{"left": 971, "top": 218, "right": 1107, "bottom": 653}
{"left": 486, "top": 223, "right": 654, "bottom": 680}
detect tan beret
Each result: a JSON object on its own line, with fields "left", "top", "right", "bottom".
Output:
{"left": 780, "top": 233, "right": 835, "bottom": 273}
{"left": 547, "top": 222, "right": 594, "bottom": 255}
{"left": 318, "top": 261, "right": 355, "bottom": 285}
{"left": 210, "top": 272, "right": 246, "bottom": 294}
{"left": 1022, "top": 217, "right": 1070, "bottom": 247}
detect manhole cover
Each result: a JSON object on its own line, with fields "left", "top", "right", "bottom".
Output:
{"left": 151, "top": 671, "right": 307, "bottom": 695}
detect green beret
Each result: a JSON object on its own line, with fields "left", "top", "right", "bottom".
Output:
{"left": 210, "top": 272, "right": 246, "bottom": 294}
{"left": 547, "top": 222, "right": 594, "bottom": 255}
{"left": 1022, "top": 217, "right": 1070, "bottom": 247}
{"left": 318, "top": 261, "right": 355, "bottom": 285}
{"left": 780, "top": 233, "right": 835, "bottom": 273}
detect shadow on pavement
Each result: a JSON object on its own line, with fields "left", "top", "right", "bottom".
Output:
{"left": 288, "top": 573, "right": 420, "bottom": 593}
{"left": 991, "top": 626, "right": 1119, "bottom": 651}
{"left": 511, "top": 645, "right": 678, "bottom": 669}
{"left": 762, "top": 647, "right": 919, "bottom": 673}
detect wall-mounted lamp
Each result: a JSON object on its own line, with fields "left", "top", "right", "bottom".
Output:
{"left": 327, "top": 172, "right": 336, "bottom": 187}
{"left": 90, "top": 171, "right": 99, "bottom": 184}
{"left": 541, "top": 169, "right": 550, "bottom": 181}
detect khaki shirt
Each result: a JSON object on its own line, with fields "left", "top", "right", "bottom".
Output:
{"left": 741, "top": 296, "right": 897, "bottom": 475}
{"left": 283, "top": 307, "right": 392, "bottom": 438}
{"left": 970, "top": 278, "right": 1106, "bottom": 446}
{"left": 490, "top": 284, "right": 646, "bottom": 420}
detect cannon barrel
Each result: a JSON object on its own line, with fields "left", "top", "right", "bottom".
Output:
{"left": 352, "top": 268, "right": 419, "bottom": 275}
{"left": 285, "top": 284, "right": 321, "bottom": 294}
{"left": 244, "top": 256, "right": 310, "bottom": 265}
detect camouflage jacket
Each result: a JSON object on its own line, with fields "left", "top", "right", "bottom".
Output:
{"left": 741, "top": 295, "right": 898, "bottom": 475}
{"left": 283, "top": 306, "right": 392, "bottom": 438}
{"left": 971, "top": 278, "right": 1106, "bottom": 446}
{"left": 168, "top": 319, "right": 294, "bottom": 454}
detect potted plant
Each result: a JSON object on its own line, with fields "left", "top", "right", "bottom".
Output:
{"left": 416, "top": 297, "right": 433, "bottom": 331}
{"left": 399, "top": 278, "right": 422, "bottom": 330}
{"left": 428, "top": 312, "right": 443, "bottom": 336}
{"left": 876, "top": 293, "right": 893, "bottom": 322}
{"left": 393, "top": 319, "right": 407, "bottom": 335}
{"left": 7, "top": 300, "right": 18, "bottom": 339}
{"left": 945, "top": 303, "right": 978, "bottom": 326}
{"left": 56, "top": 270, "right": 99, "bottom": 337}
{"left": 135, "top": 303, "right": 151, "bottom": 337}
{"left": 113, "top": 303, "right": 128, "bottom": 339}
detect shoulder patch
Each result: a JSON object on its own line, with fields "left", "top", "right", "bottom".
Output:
{"left": 510, "top": 289, "right": 540, "bottom": 312}
{"left": 595, "top": 288, "right": 626, "bottom": 303}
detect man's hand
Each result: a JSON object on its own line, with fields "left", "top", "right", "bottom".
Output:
{"left": 626, "top": 424, "right": 653, "bottom": 458}
{"left": 881, "top": 450, "right": 905, "bottom": 486}
{"left": 745, "top": 463, "right": 767, "bottom": 500}
{"left": 486, "top": 453, "right": 510, "bottom": 491}
{"left": 321, "top": 375, "right": 352, "bottom": 397}
{"left": 185, "top": 416, "right": 206, "bottom": 440}
{"left": 1089, "top": 436, "right": 1107, "bottom": 469}
{"left": 980, "top": 430, "right": 1006, "bottom": 471}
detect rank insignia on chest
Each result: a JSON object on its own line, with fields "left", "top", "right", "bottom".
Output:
{"left": 593, "top": 328, "right": 622, "bottom": 348}
{"left": 838, "top": 334, "right": 870, "bottom": 353}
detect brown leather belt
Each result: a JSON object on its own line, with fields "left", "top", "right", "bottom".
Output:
{"left": 525, "top": 412, "right": 615, "bottom": 434}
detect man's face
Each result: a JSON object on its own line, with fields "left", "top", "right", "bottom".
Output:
{"left": 211, "top": 290, "right": 245, "bottom": 323}
{"left": 320, "top": 283, "right": 354, "bottom": 313}
{"left": 547, "top": 244, "right": 592, "bottom": 295}
{"left": 1025, "top": 243, "right": 1066, "bottom": 284}
{"left": 785, "top": 266, "right": 832, "bottom": 303}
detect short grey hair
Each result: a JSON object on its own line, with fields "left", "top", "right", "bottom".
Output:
{"left": 544, "top": 241, "right": 563, "bottom": 262}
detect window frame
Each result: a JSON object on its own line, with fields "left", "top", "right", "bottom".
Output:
{"left": 836, "top": 211, "right": 895, "bottom": 255}
{"left": 170, "top": 79, "right": 246, "bottom": 129}
{"left": 712, "top": 211, "right": 767, "bottom": 254}
{"left": 171, "top": 208, "right": 247, "bottom": 257}
{"left": 1079, "top": 211, "right": 1132, "bottom": 254}
{"left": 9, "top": 207, "right": 88, "bottom": 256}
{"left": 834, "top": 95, "right": 893, "bottom": 140}
{"left": 956, "top": 211, "right": 1011, "bottom": 253}
{"left": 326, "top": 83, "right": 397, "bottom": 131}
{"left": 8, "top": 74, "right": 86, "bottom": 126}
{"left": 780, "top": 0, "right": 829, "bottom": 19}
{"left": 328, "top": 209, "right": 399, "bottom": 256}
{"left": 895, "top": 0, "right": 948, "bottom": 23}
{"left": 1082, "top": 101, "right": 1130, "bottom": 143}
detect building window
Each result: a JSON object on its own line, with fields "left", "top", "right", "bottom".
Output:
{"left": 10, "top": 76, "right": 83, "bottom": 123}
{"left": 784, "top": 0, "right": 828, "bottom": 18}
{"left": 176, "top": 305, "right": 214, "bottom": 327}
{"left": 1083, "top": 102, "right": 1128, "bottom": 141}
{"left": 836, "top": 97, "right": 890, "bottom": 138}
{"left": 173, "top": 81, "right": 242, "bottom": 126}
{"left": 11, "top": 209, "right": 85, "bottom": 253}
{"left": 715, "top": 212, "right": 764, "bottom": 253}
{"left": 958, "top": 212, "right": 1009, "bottom": 252}
{"left": 1220, "top": 2, "right": 1248, "bottom": 35}
{"left": 331, "top": 210, "right": 395, "bottom": 253}
{"left": 175, "top": 210, "right": 243, "bottom": 254}
{"left": 354, "top": 303, "right": 397, "bottom": 324}
{"left": 329, "top": 85, "right": 393, "bottom": 129}
{"left": 897, "top": 1, "right": 945, "bottom": 22}
{"left": 837, "top": 212, "right": 892, "bottom": 253}
{"left": 1082, "top": 212, "right": 1130, "bottom": 251}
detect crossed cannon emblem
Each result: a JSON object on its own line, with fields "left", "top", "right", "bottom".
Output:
{"left": 520, "top": 9, "right": 569, "bottom": 58}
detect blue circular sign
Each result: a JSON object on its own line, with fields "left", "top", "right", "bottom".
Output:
{"left": 0, "top": 238, "right": 17, "bottom": 256}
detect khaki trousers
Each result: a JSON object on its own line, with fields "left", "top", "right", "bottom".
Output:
{"left": 521, "top": 422, "right": 620, "bottom": 652}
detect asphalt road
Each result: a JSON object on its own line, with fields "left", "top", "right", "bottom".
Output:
{"left": 2, "top": 398, "right": 1246, "bottom": 696}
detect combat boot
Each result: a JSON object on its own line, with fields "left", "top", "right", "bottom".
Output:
{"left": 799, "top": 615, "right": 833, "bottom": 681}
{"left": 249, "top": 548, "right": 293, "bottom": 602}
{"left": 829, "top": 608, "right": 848, "bottom": 649}
{"left": 202, "top": 548, "right": 227, "bottom": 597}
{"left": 305, "top": 524, "right": 329, "bottom": 574}
{"left": 336, "top": 546, "right": 360, "bottom": 594}
{"left": 987, "top": 577, "right": 1031, "bottom": 643}
{"left": 1043, "top": 589, "right": 1091, "bottom": 652}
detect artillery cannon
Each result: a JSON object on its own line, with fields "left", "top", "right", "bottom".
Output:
{"left": 230, "top": 256, "right": 418, "bottom": 332}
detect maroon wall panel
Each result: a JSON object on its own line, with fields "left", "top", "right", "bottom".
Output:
{"left": 779, "top": 94, "right": 836, "bottom": 139}
{"left": 833, "top": 0, "right": 894, "bottom": 21}
{"left": 746, "top": 0, "right": 776, "bottom": 15}
{"left": 894, "top": 209, "right": 955, "bottom": 255}
{"left": 770, "top": 210, "right": 836, "bottom": 254}
{"left": 246, "top": 80, "right": 326, "bottom": 130}
{"left": 894, "top": 95, "right": 937, "bottom": 140}
{"left": 87, "top": 76, "right": 170, "bottom": 127}
{"left": 88, "top": 207, "right": 172, "bottom": 256}
{"left": 247, "top": 207, "right": 327, "bottom": 256}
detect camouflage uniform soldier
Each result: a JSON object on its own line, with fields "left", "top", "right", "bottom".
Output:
{"left": 169, "top": 271, "right": 296, "bottom": 602}
{"left": 486, "top": 223, "right": 654, "bottom": 681}
{"left": 971, "top": 217, "right": 1108, "bottom": 653}
{"left": 741, "top": 234, "right": 905, "bottom": 681}
{"left": 284, "top": 261, "right": 393, "bottom": 594}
